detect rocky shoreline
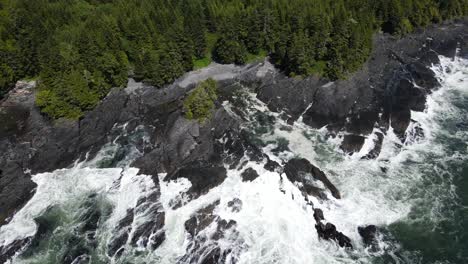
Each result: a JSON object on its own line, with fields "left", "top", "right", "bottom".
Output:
{"left": 0, "top": 18, "right": 467, "bottom": 263}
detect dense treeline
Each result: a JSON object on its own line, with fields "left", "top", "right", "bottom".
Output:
{"left": 0, "top": 0, "right": 467, "bottom": 118}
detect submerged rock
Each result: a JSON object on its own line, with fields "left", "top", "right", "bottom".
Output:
{"left": 227, "top": 198, "right": 243, "bottom": 213}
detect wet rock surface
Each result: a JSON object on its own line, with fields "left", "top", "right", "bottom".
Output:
{"left": 107, "top": 174, "right": 165, "bottom": 259}
{"left": 284, "top": 158, "right": 341, "bottom": 199}
{"left": 313, "top": 209, "right": 353, "bottom": 249}
{"left": 164, "top": 162, "right": 228, "bottom": 208}
{"left": 315, "top": 222, "right": 353, "bottom": 248}
{"left": 257, "top": 19, "right": 468, "bottom": 146}
{"left": 181, "top": 201, "right": 239, "bottom": 264}
{"left": 363, "top": 132, "right": 385, "bottom": 160}
{"left": 358, "top": 225, "right": 379, "bottom": 247}
{"left": 340, "top": 135, "right": 366, "bottom": 155}
{"left": 240, "top": 167, "right": 259, "bottom": 182}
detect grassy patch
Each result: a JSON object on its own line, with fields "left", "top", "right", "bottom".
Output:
{"left": 309, "top": 60, "right": 327, "bottom": 76}
{"left": 192, "top": 32, "right": 219, "bottom": 70}
{"left": 206, "top": 32, "right": 219, "bottom": 52}
{"left": 246, "top": 50, "right": 268, "bottom": 63}
{"left": 193, "top": 56, "right": 212, "bottom": 70}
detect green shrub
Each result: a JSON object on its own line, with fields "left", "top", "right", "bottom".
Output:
{"left": 183, "top": 78, "right": 218, "bottom": 122}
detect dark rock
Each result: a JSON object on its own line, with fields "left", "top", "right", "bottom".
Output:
{"left": 165, "top": 162, "right": 227, "bottom": 205}
{"left": 185, "top": 201, "right": 220, "bottom": 237}
{"left": 405, "top": 121, "right": 425, "bottom": 145}
{"left": 132, "top": 154, "right": 159, "bottom": 178}
{"left": 241, "top": 167, "right": 259, "bottom": 182}
{"left": 391, "top": 108, "right": 411, "bottom": 140}
{"left": 315, "top": 222, "right": 353, "bottom": 248}
{"left": 227, "top": 198, "right": 243, "bottom": 213}
{"left": 181, "top": 200, "right": 238, "bottom": 264}
{"left": 301, "top": 68, "right": 377, "bottom": 135}
{"left": 340, "top": 135, "right": 366, "bottom": 155}
{"left": 434, "top": 38, "right": 459, "bottom": 59}
{"left": 363, "top": 132, "right": 384, "bottom": 159}
{"left": 358, "top": 225, "right": 378, "bottom": 247}
{"left": 392, "top": 79, "right": 427, "bottom": 112}
{"left": 406, "top": 62, "right": 440, "bottom": 91}
{"left": 264, "top": 158, "right": 281, "bottom": 173}
{"left": 256, "top": 75, "right": 321, "bottom": 122}
{"left": 107, "top": 210, "right": 134, "bottom": 257}
{"left": 418, "top": 50, "right": 440, "bottom": 66}
{"left": 345, "top": 110, "right": 380, "bottom": 135}
{"left": 0, "top": 104, "right": 30, "bottom": 138}
{"left": 106, "top": 174, "right": 165, "bottom": 257}
{"left": 313, "top": 209, "right": 324, "bottom": 223}
{"left": 199, "top": 247, "right": 223, "bottom": 264}
{"left": 0, "top": 238, "right": 30, "bottom": 264}
{"left": 130, "top": 211, "right": 165, "bottom": 250}
{"left": 0, "top": 163, "right": 36, "bottom": 226}
{"left": 284, "top": 158, "right": 341, "bottom": 199}
{"left": 221, "top": 130, "right": 266, "bottom": 169}
{"left": 459, "top": 34, "right": 468, "bottom": 59}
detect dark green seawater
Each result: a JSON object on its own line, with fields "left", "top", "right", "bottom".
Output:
{"left": 384, "top": 57, "right": 468, "bottom": 264}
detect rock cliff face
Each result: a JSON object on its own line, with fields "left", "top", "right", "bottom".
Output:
{"left": 0, "top": 18, "right": 467, "bottom": 264}
{"left": 256, "top": 19, "right": 468, "bottom": 153}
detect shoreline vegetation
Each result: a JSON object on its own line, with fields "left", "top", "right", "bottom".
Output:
{"left": 0, "top": 0, "right": 467, "bottom": 119}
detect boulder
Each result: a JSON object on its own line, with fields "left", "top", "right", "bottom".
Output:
{"left": 315, "top": 222, "right": 353, "bottom": 248}
{"left": 164, "top": 162, "right": 227, "bottom": 206}
{"left": 340, "top": 135, "right": 366, "bottom": 155}
{"left": 284, "top": 158, "right": 340, "bottom": 199}
{"left": 241, "top": 167, "right": 259, "bottom": 182}
{"left": 358, "top": 225, "right": 378, "bottom": 247}
{"left": 264, "top": 158, "right": 281, "bottom": 173}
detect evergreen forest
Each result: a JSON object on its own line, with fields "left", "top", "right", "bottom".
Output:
{"left": 1, "top": 0, "right": 467, "bottom": 118}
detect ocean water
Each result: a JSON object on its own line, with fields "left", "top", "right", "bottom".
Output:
{"left": 0, "top": 56, "right": 466, "bottom": 264}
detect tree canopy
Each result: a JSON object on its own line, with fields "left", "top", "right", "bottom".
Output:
{"left": 0, "top": 0, "right": 466, "bottom": 118}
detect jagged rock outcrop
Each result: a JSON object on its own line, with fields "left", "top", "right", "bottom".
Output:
{"left": 180, "top": 200, "right": 240, "bottom": 264}
{"left": 358, "top": 225, "right": 379, "bottom": 249}
{"left": 284, "top": 158, "right": 341, "bottom": 199}
{"left": 313, "top": 209, "right": 353, "bottom": 249}
{"left": 255, "top": 19, "right": 468, "bottom": 156}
